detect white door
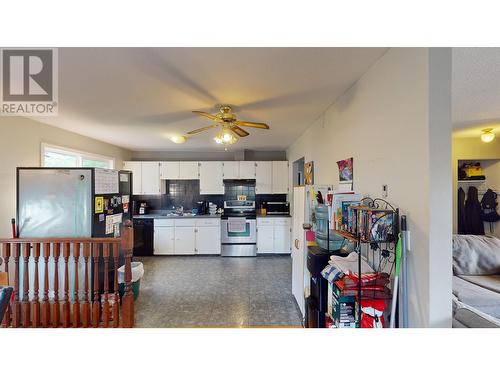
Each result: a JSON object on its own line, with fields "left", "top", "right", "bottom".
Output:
{"left": 292, "top": 186, "right": 306, "bottom": 317}
{"left": 274, "top": 225, "right": 291, "bottom": 254}
{"left": 199, "top": 162, "right": 224, "bottom": 194}
{"left": 239, "top": 161, "right": 256, "bottom": 179}
{"left": 255, "top": 161, "right": 272, "bottom": 194}
{"left": 160, "top": 162, "right": 179, "bottom": 180}
{"left": 123, "top": 161, "right": 142, "bottom": 195}
{"left": 154, "top": 226, "right": 175, "bottom": 255}
{"left": 257, "top": 225, "right": 274, "bottom": 254}
{"left": 272, "top": 161, "right": 289, "bottom": 194}
{"left": 222, "top": 161, "right": 239, "bottom": 179}
{"left": 179, "top": 162, "right": 199, "bottom": 179}
{"left": 196, "top": 226, "right": 221, "bottom": 255}
{"left": 174, "top": 226, "right": 196, "bottom": 255}
{"left": 141, "top": 162, "right": 161, "bottom": 195}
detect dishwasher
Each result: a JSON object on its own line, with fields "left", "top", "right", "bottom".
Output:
{"left": 133, "top": 218, "right": 154, "bottom": 256}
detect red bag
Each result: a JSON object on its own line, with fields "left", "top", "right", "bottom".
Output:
{"left": 360, "top": 299, "right": 386, "bottom": 328}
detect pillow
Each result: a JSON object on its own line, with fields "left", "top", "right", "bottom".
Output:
{"left": 453, "top": 235, "right": 500, "bottom": 275}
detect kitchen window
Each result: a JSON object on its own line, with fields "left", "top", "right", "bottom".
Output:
{"left": 41, "top": 143, "right": 114, "bottom": 169}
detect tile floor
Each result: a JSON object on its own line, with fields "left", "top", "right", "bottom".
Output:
{"left": 133, "top": 255, "right": 303, "bottom": 328}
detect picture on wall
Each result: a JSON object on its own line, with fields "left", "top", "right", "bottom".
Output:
{"left": 337, "top": 157, "right": 353, "bottom": 191}
{"left": 305, "top": 161, "right": 314, "bottom": 185}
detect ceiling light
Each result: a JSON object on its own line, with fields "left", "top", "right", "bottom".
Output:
{"left": 170, "top": 135, "right": 187, "bottom": 144}
{"left": 214, "top": 129, "right": 237, "bottom": 145}
{"left": 480, "top": 128, "right": 495, "bottom": 143}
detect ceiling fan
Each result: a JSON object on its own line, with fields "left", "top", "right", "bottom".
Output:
{"left": 185, "top": 105, "right": 270, "bottom": 145}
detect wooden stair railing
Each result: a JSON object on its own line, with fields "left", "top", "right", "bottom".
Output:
{"left": 0, "top": 222, "right": 134, "bottom": 328}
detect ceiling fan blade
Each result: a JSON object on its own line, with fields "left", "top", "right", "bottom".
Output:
{"left": 192, "top": 111, "right": 220, "bottom": 122}
{"left": 230, "top": 125, "right": 250, "bottom": 137}
{"left": 234, "top": 120, "right": 270, "bottom": 130}
{"left": 187, "top": 124, "right": 218, "bottom": 135}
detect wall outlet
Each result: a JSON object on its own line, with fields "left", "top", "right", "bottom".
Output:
{"left": 382, "top": 184, "right": 388, "bottom": 198}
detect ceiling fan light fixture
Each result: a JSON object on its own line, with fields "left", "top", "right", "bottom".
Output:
{"left": 170, "top": 135, "right": 187, "bottom": 144}
{"left": 214, "top": 129, "right": 237, "bottom": 145}
{"left": 480, "top": 128, "right": 495, "bottom": 143}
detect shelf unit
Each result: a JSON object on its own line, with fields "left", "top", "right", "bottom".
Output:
{"left": 332, "top": 197, "right": 399, "bottom": 327}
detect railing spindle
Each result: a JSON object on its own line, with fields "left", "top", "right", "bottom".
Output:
{"left": 82, "top": 243, "right": 90, "bottom": 328}
{"left": 121, "top": 222, "right": 134, "bottom": 328}
{"left": 21, "top": 243, "right": 31, "bottom": 327}
{"left": 72, "top": 242, "right": 80, "bottom": 328}
{"left": 62, "top": 243, "right": 70, "bottom": 327}
{"left": 102, "top": 244, "right": 110, "bottom": 328}
{"left": 112, "top": 243, "right": 120, "bottom": 328}
{"left": 92, "top": 243, "right": 100, "bottom": 328}
{"left": 41, "top": 243, "right": 51, "bottom": 328}
{"left": 12, "top": 243, "right": 21, "bottom": 328}
{"left": 52, "top": 243, "right": 60, "bottom": 328}
{"left": 1, "top": 243, "right": 11, "bottom": 328}
{"left": 32, "top": 243, "right": 41, "bottom": 328}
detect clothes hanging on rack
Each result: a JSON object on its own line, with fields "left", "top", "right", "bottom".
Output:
{"left": 464, "top": 186, "right": 485, "bottom": 235}
{"left": 481, "top": 188, "right": 499, "bottom": 233}
{"left": 458, "top": 187, "right": 467, "bottom": 234}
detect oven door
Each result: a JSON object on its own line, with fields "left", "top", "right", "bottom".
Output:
{"left": 221, "top": 218, "right": 257, "bottom": 243}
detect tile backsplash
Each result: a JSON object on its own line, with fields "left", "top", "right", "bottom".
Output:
{"left": 133, "top": 179, "right": 286, "bottom": 213}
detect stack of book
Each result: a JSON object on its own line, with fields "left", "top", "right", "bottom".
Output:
{"left": 346, "top": 206, "right": 395, "bottom": 242}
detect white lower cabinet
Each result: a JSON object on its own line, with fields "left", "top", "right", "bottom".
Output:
{"left": 154, "top": 226, "right": 175, "bottom": 255}
{"left": 257, "top": 217, "right": 291, "bottom": 254}
{"left": 174, "top": 226, "right": 196, "bottom": 255}
{"left": 196, "top": 226, "right": 221, "bottom": 255}
{"left": 153, "top": 218, "right": 221, "bottom": 255}
{"left": 257, "top": 226, "right": 274, "bottom": 253}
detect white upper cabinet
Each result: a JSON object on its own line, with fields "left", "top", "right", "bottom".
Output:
{"left": 239, "top": 161, "right": 256, "bottom": 179}
{"left": 123, "top": 161, "right": 142, "bottom": 195}
{"left": 179, "top": 162, "right": 199, "bottom": 179}
{"left": 255, "top": 161, "right": 272, "bottom": 194}
{"left": 272, "top": 161, "right": 289, "bottom": 194}
{"left": 222, "top": 161, "right": 240, "bottom": 179}
{"left": 141, "top": 162, "right": 162, "bottom": 195}
{"left": 160, "top": 162, "right": 180, "bottom": 180}
{"left": 199, "top": 161, "right": 224, "bottom": 195}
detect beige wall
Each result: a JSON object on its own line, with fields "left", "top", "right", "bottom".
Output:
{"left": 452, "top": 136, "right": 500, "bottom": 236}
{"left": 287, "top": 48, "right": 452, "bottom": 327}
{"left": 0, "top": 117, "right": 132, "bottom": 237}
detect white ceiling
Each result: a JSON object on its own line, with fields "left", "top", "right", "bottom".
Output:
{"left": 453, "top": 47, "right": 500, "bottom": 138}
{"left": 34, "top": 48, "right": 387, "bottom": 151}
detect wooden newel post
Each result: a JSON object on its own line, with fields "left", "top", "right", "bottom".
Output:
{"left": 121, "top": 220, "right": 134, "bottom": 328}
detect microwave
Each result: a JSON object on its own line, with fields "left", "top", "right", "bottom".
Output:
{"left": 265, "top": 201, "right": 290, "bottom": 215}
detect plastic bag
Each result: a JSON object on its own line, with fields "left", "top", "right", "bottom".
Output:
{"left": 118, "top": 261, "right": 144, "bottom": 283}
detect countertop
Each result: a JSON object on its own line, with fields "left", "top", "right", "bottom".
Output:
{"left": 133, "top": 213, "right": 221, "bottom": 220}
{"left": 256, "top": 214, "right": 292, "bottom": 218}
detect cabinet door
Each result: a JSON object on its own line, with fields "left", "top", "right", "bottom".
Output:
{"left": 274, "top": 225, "right": 291, "bottom": 254}
{"left": 239, "top": 161, "right": 256, "bottom": 179}
{"left": 154, "top": 226, "right": 175, "bottom": 255}
{"left": 222, "top": 161, "right": 239, "bottom": 179}
{"left": 160, "top": 162, "right": 179, "bottom": 180}
{"left": 257, "top": 225, "right": 274, "bottom": 254}
{"left": 174, "top": 226, "right": 196, "bottom": 255}
{"left": 255, "top": 161, "right": 272, "bottom": 194}
{"left": 179, "top": 162, "right": 199, "bottom": 179}
{"left": 123, "top": 161, "right": 142, "bottom": 195}
{"left": 196, "top": 226, "right": 221, "bottom": 255}
{"left": 272, "top": 161, "right": 289, "bottom": 194}
{"left": 199, "top": 162, "right": 224, "bottom": 194}
{"left": 141, "top": 162, "right": 161, "bottom": 195}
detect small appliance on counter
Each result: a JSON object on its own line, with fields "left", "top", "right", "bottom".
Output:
{"left": 265, "top": 201, "right": 290, "bottom": 216}
{"left": 197, "top": 200, "right": 209, "bottom": 215}
{"left": 138, "top": 202, "right": 148, "bottom": 215}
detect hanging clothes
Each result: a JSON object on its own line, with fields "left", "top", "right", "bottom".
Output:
{"left": 465, "top": 186, "right": 485, "bottom": 235}
{"left": 481, "top": 188, "right": 499, "bottom": 233}
{"left": 458, "top": 187, "right": 467, "bottom": 234}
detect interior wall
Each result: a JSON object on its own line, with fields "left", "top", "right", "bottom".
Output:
{"left": 452, "top": 136, "right": 500, "bottom": 237}
{"left": 0, "top": 117, "right": 132, "bottom": 237}
{"left": 130, "top": 150, "right": 287, "bottom": 161}
{"left": 286, "top": 48, "right": 452, "bottom": 327}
